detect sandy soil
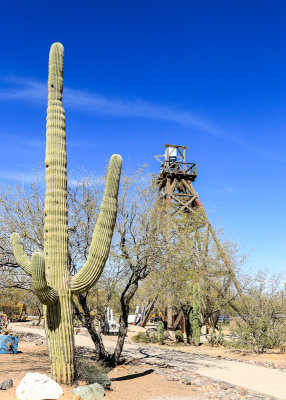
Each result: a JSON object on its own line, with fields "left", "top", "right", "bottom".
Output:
{"left": 0, "top": 341, "right": 76, "bottom": 399}
{"left": 105, "top": 364, "right": 203, "bottom": 400}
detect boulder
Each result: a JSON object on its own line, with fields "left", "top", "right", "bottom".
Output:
{"left": 72, "top": 382, "right": 104, "bottom": 400}
{"left": 16, "top": 372, "right": 63, "bottom": 400}
{"left": 0, "top": 379, "right": 13, "bottom": 389}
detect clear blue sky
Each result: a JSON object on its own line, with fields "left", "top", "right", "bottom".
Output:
{"left": 0, "top": 1, "right": 285, "bottom": 273}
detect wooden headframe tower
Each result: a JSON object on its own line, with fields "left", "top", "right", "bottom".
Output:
{"left": 140, "top": 144, "right": 244, "bottom": 329}
{"left": 155, "top": 144, "right": 198, "bottom": 216}
{"left": 151, "top": 144, "right": 243, "bottom": 329}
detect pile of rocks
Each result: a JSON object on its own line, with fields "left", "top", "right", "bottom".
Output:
{"left": 9, "top": 330, "right": 45, "bottom": 346}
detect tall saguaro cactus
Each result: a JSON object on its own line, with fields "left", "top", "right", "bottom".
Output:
{"left": 190, "top": 283, "right": 201, "bottom": 346}
{"left": 10, "top": 43, "right": 122, "bottom": 384}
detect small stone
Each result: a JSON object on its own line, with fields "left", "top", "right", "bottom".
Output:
{"left": 73, "top": 383, "right": 104, "bottom": 400}
{"left": 0, "top": 379, "right": 13, "bottom": 390}
{"left": 220, "top": 383, "right": 229, "bottom": 390}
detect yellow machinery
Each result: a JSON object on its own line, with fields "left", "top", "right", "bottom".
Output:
{"left": 0, "top": 303, "right": 27, "bottom": 321}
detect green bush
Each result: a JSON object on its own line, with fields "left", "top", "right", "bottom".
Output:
{"left": 229, "top": 319, "right": 286, "bottom": 354}
{"left": 75, "top": 357, "right": 111, "bottom": 387}
{"left": 175, "top": 330, "right": 184, "bottom": 342}
{"left": 206, "top": 325, "right": 225, "bottom": 347}
{"left": 131, "top": 331, "right": 158, "bottom": 344}
{"left": 228, "top": 273, "right": 286, "bottom": 354}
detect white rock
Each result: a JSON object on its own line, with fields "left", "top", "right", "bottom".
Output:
{"left": 16, "top": 372, "right": 63, "bottom": 400}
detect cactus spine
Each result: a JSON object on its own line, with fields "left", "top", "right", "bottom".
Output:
{"left": 157, "top": 321, "right": 164, "bottom": 344}
{"left": 190, "top": 283, "right": 201, "bottom": 346}
{"left": 10, "top": 43, "right": 122, "bottom": 383}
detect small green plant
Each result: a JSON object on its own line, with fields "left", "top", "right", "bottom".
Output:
{"left": 175, "top": 330, "right": 184, "bottom": 343}
{"left": 131, "top": 331, "right": 158, "bottom": 344}
{"left": 157, "top": 321, "right": 164, "bottom": 345}
{"left": 207, "top": 325, "right": 225, "bottom": 347}
{"left": 75, "top": 357, "right": 111, "bottom": 387}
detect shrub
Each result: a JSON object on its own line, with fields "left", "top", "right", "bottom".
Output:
{"left": 175, "top": 330, "right": 184, "bottom": 343}
{"left": 131, "top": 331, "right": 158, "bottom": 344}
{"left": 75, "top": 356, "right": 111, "bottom": 387}
{"left": 229, "top": 319, "right": 286, "bottom": 354}
{"left": 228, "top": 272, "right": 286, "bottom": 354}
{"left": 206, "top": 325, "right": 225, "bottom": 347}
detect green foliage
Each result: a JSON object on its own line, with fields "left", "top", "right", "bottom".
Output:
{"left": 229, "top": 273, "right": 286, "bottom": 354}
{"left": 175, "top": 330, "right": 184, "bottom": 342}
{"left": 207, "top": 325, "right": 225, "bottom": 347}
{"left": 131, "top": 331, "right": 158, "bottom": 344}
{"left": 157, "top": 321, "right": 164, "bottom": 345}
{"left": 75, "top": 357, "right": 111, "bottom": 387}
{"left": 229, "top": 319, "right": 286, "bottom": 354}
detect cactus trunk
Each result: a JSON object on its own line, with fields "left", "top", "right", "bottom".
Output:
{"left": 43, "top": 42, "right": 74, "bottom": 383}
{"left": 157, "top": 320, "right": 164, "bottom": 344}
{"left": 10, "top": 42, "right": 122, "bottom": 384}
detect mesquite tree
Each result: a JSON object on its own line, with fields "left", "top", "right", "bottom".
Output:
{"left": 10, "top": 43, "right": 122, "bottom": 384}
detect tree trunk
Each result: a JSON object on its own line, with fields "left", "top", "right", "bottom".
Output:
{"left": 36, "top": 305, "right": 43, "bottom": 326}
{"left": 111, "top": 276, "right": 138, "bottom": 365}
{"left": 182, "top": 305, "right": 192, "bottom": 344}
{"left": 74, "top": 294, "right": 108, "bottom": 361}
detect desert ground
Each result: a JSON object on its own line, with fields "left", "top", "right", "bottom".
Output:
{"left": 1, "top": 322, "right": 285, "bottom": 399}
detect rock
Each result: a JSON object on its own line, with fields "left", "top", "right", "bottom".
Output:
{"left": 0, "top": 379, "right": 13, "bottom": 390}
{"left": 220, "top": 383, "right": 229, "bottom": 390}
{"left": 16, "top": 372, "right": 63, "bottom": 400}
{"left": 72, "top": 383, "right": 104, "bottom": 400}
{"left": 95, "top": 374, "right": 111, "bottom": 389}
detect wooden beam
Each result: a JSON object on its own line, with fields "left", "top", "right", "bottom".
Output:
{"left": 173, "top": 309, "right": 184, "bottom": 330}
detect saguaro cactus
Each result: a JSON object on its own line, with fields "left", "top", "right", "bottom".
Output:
{"left": 157, "top": 320, "right": 164, "bottom": 345}
{"left": 10, "top": 43, "right": 122, "bottom": 384}
{"left": 190, "top": 283, "right": 201, "bottom": 346}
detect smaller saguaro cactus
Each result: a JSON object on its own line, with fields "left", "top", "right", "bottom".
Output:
{"left": 157, "top": 320, "right": 164, "bottom": 345}
{"left": 175, "top": 330, "right": 184, "bottom": 343}
{"left": 190, "top": 283, "right": 201, "bottom": 346}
